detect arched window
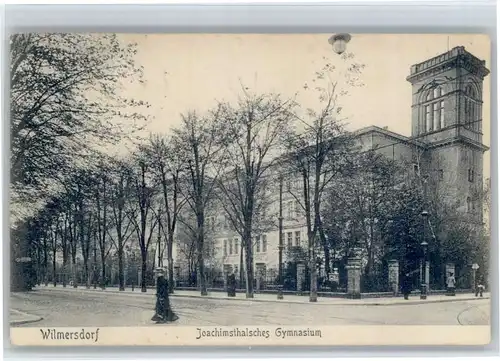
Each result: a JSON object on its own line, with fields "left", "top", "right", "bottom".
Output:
{"left": 466, "top": 85, "right": 476, "bottom": 97}
{"left": 423, "top": 85, "right": 444, "bottom": 133}
{"left": 466, "top": 197, "right": 472, "bottom": 212}
{"left": 465, "top": 84, "right": 478, "bottom": 130}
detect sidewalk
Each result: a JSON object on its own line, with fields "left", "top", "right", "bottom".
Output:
{"left": 33, "top": 285, "right": 490, "bottom": 306}
{"left": 10, "top": 309, "right": 43, "bottom": 326}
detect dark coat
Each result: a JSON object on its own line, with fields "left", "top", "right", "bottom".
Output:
{"left": 228, "top": 274, "right": 236, "bottom": 287}
{"left": 401, "top": 275, "right": 412, "bottom": 294}
{"left": 154, "top": 276, "right": 178, "bottom": 322}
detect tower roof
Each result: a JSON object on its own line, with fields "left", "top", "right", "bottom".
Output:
{"left": 406, "top": 46, "right": 490, "bottom": 83}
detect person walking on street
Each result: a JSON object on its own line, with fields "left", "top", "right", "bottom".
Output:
{"left": 401, "top": 272, "right": 412, "bottom": 300}
{"left": 152, "top": 267, "right": 179, "bottom": 324}
{"left": 227, "top": 271, "right": 236, "bottom": 297}
{"left": 475, "top": 278, "right": 485, "bottom": 297}
{"left": 446, "top": 272, "right": 456, "bottom": 296}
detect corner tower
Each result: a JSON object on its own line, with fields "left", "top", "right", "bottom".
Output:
{"left": 406, "top": 46, "right": 489, "bottom": 224}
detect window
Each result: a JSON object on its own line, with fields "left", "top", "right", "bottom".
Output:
{"left": 256, "top": 236, "right": 261, "bottom": 253}
{"left": 467, "top": 197, "right": 472, "bottom": 212}
{"left": 465, "top": 85, "right": 478, "bottom": 130}
{"left": 224, "top": 240, "right": 227, "bottom": 256}
{"left": 413, "top": 164, "right": 419, "bottom": 175}
{"left": 423, "top": 86, "right": 444, "bottom": 133}
{"left": 425, "top": 105, "right": 432, "bottom": 132}
{"left": 433, "top": 102, "right": 440, "bottom": 130}
{"left": 287, "top": 201, "right": 294, "bottom": 220}
{"left": 295, "top": 231, "right": 301, "bottom": 246}
{"left": 287, "top": 232, "right": 293, "bottom": 248}
{"left": 439, "top": 100, "right": 445, "bottom": 129}
{"left": 468, "top": 168, "right": 475, "bottom": 183}
{"left": 438, "top": 169, "right": 444, "bottom": 181}
{"left": 229, "top": 239, "right": 233, "bottom": 255}
{"left": 234, "top": 238, "right": 239, "bottom": 254}
{"left": 262, "top": 235, "right": 267, "bottom": 252}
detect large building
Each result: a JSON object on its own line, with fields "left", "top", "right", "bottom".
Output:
{"left": 173, "top": 46, "right": 489, "bottom": 283}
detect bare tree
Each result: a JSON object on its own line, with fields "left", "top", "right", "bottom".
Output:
{"left": 215, "top": 91, "right": 296, "bottom": 298}
{"left": 284, "top": 53, "right": 364, "bottom": 302}
{"left": 129, "top": 153, "right": 159, "bottom": 292}
{"left": 92, "top": 162, "right": 116, "bottom": 289}
{"left": 108, "top": 160, "right": 136, "bottom": 291}
{"left": 173, "top": 108, "right": 227, "bottom": 296}
{"left": 142, "top": 134, "right": 187, "bottom": 293}
{"left": 9, "top": 33, "right": 150, "bottom": 291}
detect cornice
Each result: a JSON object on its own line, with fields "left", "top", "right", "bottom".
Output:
{"left": 407, "top": 48, "right": 490, "bottom": 84}
{"left": 426, "top": 136, "right": 489, "bottom": 152}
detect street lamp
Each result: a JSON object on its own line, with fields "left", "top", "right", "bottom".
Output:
{"left": 420, "top": 210, "right": 430, "bottom": 300}
{"left": 328, "top": 33, "right": 352, "bottom": 55}
{"left": 277, "top": 174, "right": 284, "bottom": 300}
{"left": 131, "top": 251, "right": 136, "bottom": 291}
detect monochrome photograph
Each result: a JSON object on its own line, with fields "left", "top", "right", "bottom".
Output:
{"left": 9, "top": 33, "right": 491, "bottom": 346}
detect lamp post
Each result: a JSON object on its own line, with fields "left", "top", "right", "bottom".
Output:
{"left": 328, "top": 33, "right": 352, "bottom": 55}
{"left": 420, "top": 210, "right": 430, "bottom": 300}
{"left": 420, "top": 240, "right": 429, "bottom": 299}
{"left": 471, "top": 263, "right": 479, "bottom": 294}
{"left": 131, "top": 251, "right": 136, "bottom": 292}
{"left": 277, "top": 175, "right": 284, "bottom": 300}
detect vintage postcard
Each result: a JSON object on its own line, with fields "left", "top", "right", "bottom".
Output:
{"left": 9, "top": 33, "right": 491, "bottom": 346}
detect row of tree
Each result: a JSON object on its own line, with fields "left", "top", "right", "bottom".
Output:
{"left": 11, "top": 34, "right": 489, "bottom": 299}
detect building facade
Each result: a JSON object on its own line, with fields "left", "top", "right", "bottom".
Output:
{"left": 172, "top": 46, "right": 489, "bottom": 284}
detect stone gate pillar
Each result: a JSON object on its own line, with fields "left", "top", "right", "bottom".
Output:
{"left": 296, "top": 263, "right": 306, "bottom": 295}
{"left": 388, "top": 260, "right": 399, "bottom": 295}
{"left": 346, "top": 250, "right": 362, "bottom": 299}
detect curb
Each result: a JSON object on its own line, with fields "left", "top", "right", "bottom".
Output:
{"left": 170, "top": 293, "right": 490, "bottom": 306}
{"left": 10, "top": 309, "right": 43, "bottom": 326}
{"left": 364, "top": 297, "right": 490, "bottom": 307}
{"left": 32, "top": 287, "right": 490, "bottom": 307}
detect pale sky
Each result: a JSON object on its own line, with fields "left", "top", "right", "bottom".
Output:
{"left": 116, "top": 33, "right": 491, "bottom": 178}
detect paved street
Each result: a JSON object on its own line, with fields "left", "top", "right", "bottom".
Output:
{"left": 10, "top": 287, "right": 490, "bottom": 327}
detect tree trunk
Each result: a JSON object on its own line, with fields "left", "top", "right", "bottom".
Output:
{"left": 167, "top": 234, "right": 174, "bottom": 294}
{"left": 43, "top": 237, "right": 49, "bottom": 286}
{"left": 195, "top": 208, "right": 208, "bottom": 296}
{"left": 52, "top": 254, "right": 57, "bottom": 287}
{"left": 323, "top": 243, "right": 331, "bottom": 275}
{"left": 140, "top": 249, "right": 147, "bottom": 292}
{"left": 62, "top": 225, "right": 68, "bottom": 288}
{"left": 244, "top": 226, "right": 254, "bottom": 298}
{"left": 197, "top": 231, "right": 207, "bottom": 296}
{"left": 100, "top": 251, "right": 106, "bottom": 289}
{"left": 72, "top": 252, "right": 77, "bottom": 288}
{"left": 62, "top": 256, "right": 68, "bottom": 287}
{"left": 118, "top": 244, "right": 125, "bottom": 291}
{"left": 87, "top": 263, "right": 92, "bottom": 289}
{"left": 92, "top": 230, "right": 97, "bottom": 289}
{"left": 309, "top": 232, "right": 318, "bottom": 302}
{"left": 239, "top": 242, "right": 244, "bottom": 288}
